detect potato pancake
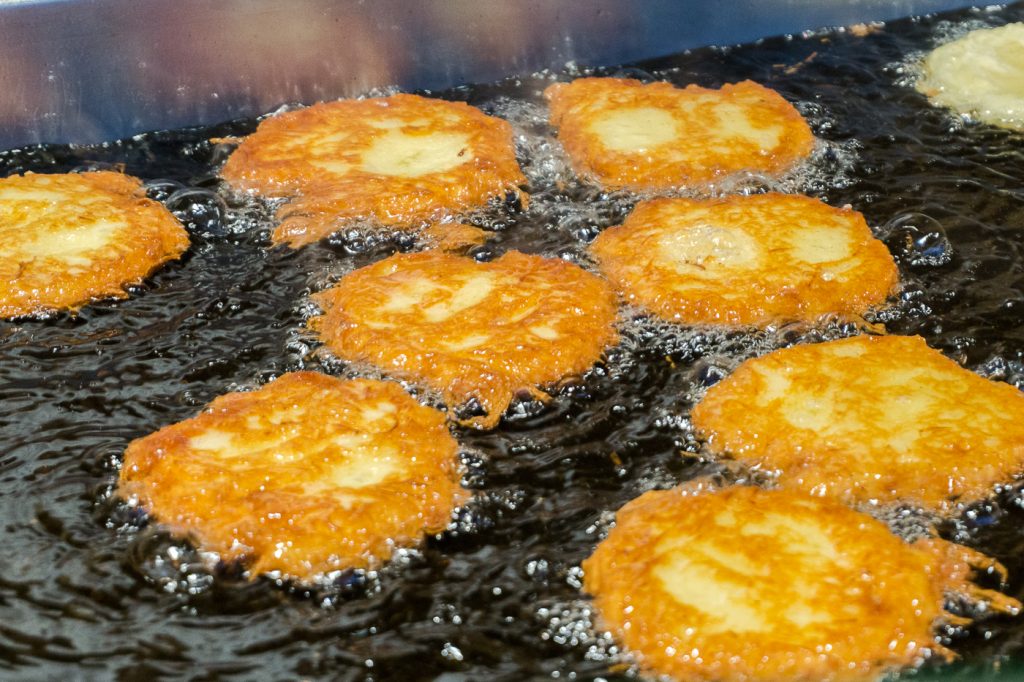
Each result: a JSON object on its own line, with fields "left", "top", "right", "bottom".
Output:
{"left": 220, "top": 94, "right": 527, "bottom": 248}
{"left": 590, "top": 193, "right": 898, "bottom": 327}
{"left": 119, "top": 372, "right": 465, "bottom": 581}
{"left": 585, "top": 484, "right": 1019, "bottom": 681}
{"left": 311, "top": 251, "right": 619, "bottom": 429}
{"left": 692, "top": 335, "right": 1024, "bottom": 511}
{"left": 545, "top": 77, "right": 814, "bottom": 191}
{"left": 917, "top": 22, "right": 1024, "bottom": 131}
{"left": 0, "top": 171, "right": 189, "bottom": 318}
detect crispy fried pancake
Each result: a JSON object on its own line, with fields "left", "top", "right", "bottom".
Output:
{"left": 590, "top": 193, "right": 898, "bottom": 327}
{"left": 119, "top": 372, "right": 465, "bottom": 580}
{"left": 544, "top": 78, "right": 815, "bottom": 191}
{"left": 0, "top": 171, "right": 190, "bottom": 318}
{"left": 311, "top": 251, "right": 619, "bottom": 429}
{"left": 220, "top": 94, "right": 527, "bottom": 248}
{"left": 584, "top": 484, "right": 1019, "bottom": 682}
{"left": 692, "top": 335, "right": 1024, "bottom": 511}
{"left": 917, "top": 23, "right": 1024, "bottom": 131}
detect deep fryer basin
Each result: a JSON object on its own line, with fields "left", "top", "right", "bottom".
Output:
{"left": 3, "top": 1, "right": 1024, "bottom": 680}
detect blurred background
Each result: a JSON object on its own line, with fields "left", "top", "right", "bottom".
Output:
{"left": 0, "top": 0, "right": 980, "bottom": 148}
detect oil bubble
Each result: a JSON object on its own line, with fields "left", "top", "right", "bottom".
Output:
{"left": 880, "top": 212, "right": 954, "bottom": 268}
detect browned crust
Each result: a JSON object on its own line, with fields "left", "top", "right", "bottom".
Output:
{"left": 545, "top": 77, "right": 815, "bottom": 191}
{"left": 119, "top": 372, "right": 466, "bottom": 580}
{"left": 310, "top": 250, "right": 619, "bottom": 429}
{"left": 0, "top": 171, "right": 190, "bottom": 317}
{"left": 584, "top": 485, "right": 1017, "bottom": 681}
{"left": 590, "top": 193, "right": 899, "bottom": 327}
{"left": 420, "top": 222, "right": 489, "bottom": 253}
{"left": 220, "top": 94, "right": 528, "bottom": 248}
{"left": 691, "top": 335, "right": 1024, "bottom": 511}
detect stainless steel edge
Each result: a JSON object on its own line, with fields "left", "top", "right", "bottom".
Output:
{"left": 0, "top": 0, "right": 983, "bottom": 149}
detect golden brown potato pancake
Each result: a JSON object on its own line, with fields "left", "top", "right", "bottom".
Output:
{"left": 544, "top": 77, "right": 815, "bottom": 191}
{"left": 590, "top": 193, "right": 898, "bottom": 327}
{"left": 584, "top": 484, "right": 1019, "bottom": 682}
{"left": 917, "top": 23, "right": 1024, "bottom": 131}
{"left": 119, "top": 372, "right": 465, "bottom": 580}
{"left": 220, "top": 94, "right": 527, "bottom": 248}
{"left": 311, "top": 250, "right": 619, "bottom": 429}
{"left": 692, "top": 335, "right": 1024, "bottom": 512}
{"left": 0, "top": 171, "right": 190, "bottom": 318}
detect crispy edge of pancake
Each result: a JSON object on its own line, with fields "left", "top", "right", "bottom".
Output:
{"left": 309, "top": 250, "right": 619, "bottom": 429}
{"left": 220, "top": 94, "right": 528, "bottom": 248}
{"left": 590, "top": 192, "right": 899, "bottom": 327}
{"left": 119, "top": 372, "right": 466, "bottom": 580}
{"left": 0, "top": 171, "right": 190, "bottom": 318}
{"left": 420, "top": 222, "right": 489, "bottom": 254}
{"left": 544, "top": 77, "right": 815, "bottom": 191}
{"left": 691, "top": 335, "right": 1024, "bottom": 512}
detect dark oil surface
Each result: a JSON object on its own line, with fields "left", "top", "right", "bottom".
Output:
{"left": 4, "top": 4, "right": 1024, "bottom": 680}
